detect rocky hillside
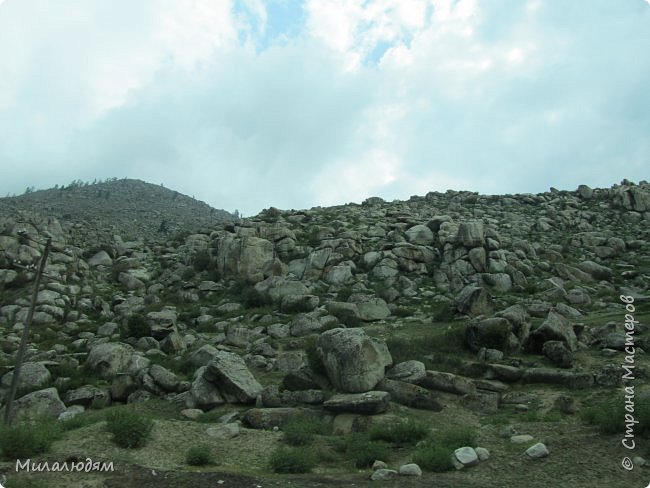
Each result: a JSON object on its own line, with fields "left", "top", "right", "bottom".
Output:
{"left": 0, "top": 178, "right": 235, "bottom": 248}
{"left": 0, "top": 179, "right": 649, "bottom": 487}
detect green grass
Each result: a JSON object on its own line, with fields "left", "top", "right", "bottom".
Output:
{"left": 186, "top": 444, "right": 215, "bottom": 466}
{"left": 0, "top": 418, "right": 62, "bottom": 460}
{"left": 269, "top": 446, "right": 318, "bottom": 473}
{"left": 368, "top": 418, "right": 429, "bottom": 445}
{"left": 105, "top": 408, "right": 154, "bottom": 448}
{"left": 60, "top": 409, "right": 106, "bottom": 431}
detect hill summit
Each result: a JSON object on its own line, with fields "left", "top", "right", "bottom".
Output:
{"left": 0, "top": 178, "right": 235, "bottom": 246}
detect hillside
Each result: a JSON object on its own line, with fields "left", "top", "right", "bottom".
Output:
{"left": 0, "top": 178, "right": 649, "bottom": 487}
{"left": 0, "top": 178, "right": 235, "bottom": 248}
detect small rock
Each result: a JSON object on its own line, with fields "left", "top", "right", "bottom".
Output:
{"left": 475, "top": 447, "right": 490, "bottom": 461}
{"left": 372, "top": 460, "right": 388, "bottom": 470}
{"left": 180, "top": 408, "right": 204, "bottom": 420}
{"left": 399, "top": 463, "right": 422, "bottom": 476}
{"left": 526, "top": 442, "right": 549, "bottom": 459}
{"left": 511, "top": 434, "right": 534, "bottom": 444}
{"left": 370, "top": 469, "right": 398, "bottom": 481}
{"left": 454, "top": 446, "right": 479, "bottom": 467}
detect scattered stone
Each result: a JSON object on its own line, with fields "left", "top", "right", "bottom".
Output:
{"left": 399, "top": 463, "right": 422, "bottom": 476}
{"left": 526, "top": 442, "right": 550, "bottom": 459}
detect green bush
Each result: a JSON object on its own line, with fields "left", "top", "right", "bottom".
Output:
{"left": 269, "top": 446, "right": 317, "bottom": 473}
{"left": 412, "top": 424, "right": 477, "bottom": 472}
{"left": 0, "top": 418, "right": 62, "bottom": 460}
{"left": 344, "top": 434, "right": 390, "bottom": 468}
{"left": 126, "top": 313, "right": 151, "bottom": 338}
{"left": 413, "top": 443, "right": 454, "bottom": 472}
{"left": 105, "top": 409, "right": 154, "bottom": 448}
{"left": 368, "top": 418, "right": 429, "bottom": 444}
{"left": 186, "top": 444, "right": 215, "bottom": 466}
{"left": 282, "top": 415, "right": 330, "bottom": 446}
{"left": 240, "top": 287, "right": 272, "bottom": 309}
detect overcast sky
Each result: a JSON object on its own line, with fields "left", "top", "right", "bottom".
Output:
{"left": 0, "top": 0, "right": 648, "bottom": 216}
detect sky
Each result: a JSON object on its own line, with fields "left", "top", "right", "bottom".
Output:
{"left": 0, "top": 0, "right": 649, "bottom": 216}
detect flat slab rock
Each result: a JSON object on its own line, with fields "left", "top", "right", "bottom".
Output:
{"left": 323, "top": 391, "right": 390, "bottom": 415}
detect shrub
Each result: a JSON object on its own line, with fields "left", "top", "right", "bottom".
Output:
{"left": 282, "top": 415, "right": 330, "bottom": 446}
{"left": 413, "top": 443, "right": 454, "bottom": 472}
{"left": 105, "top": 409, "right": 154, "bottom": 448}
{"left": 345, "top": 434, "right": 390, "bottom": 468}
{"left": 368, "top": 418, "right": 429, "bottom": 444}
{"left": 126, "top": 313, "right": 151, "bottom": 338}
{"left": 240, "top": 287, "right": 272, "bottom": 309}
{"left": 0, "top": 418, "right": 62, "bottom": 460}
{"left": 269, "top": 447, "right": 317, "bottom": 473}
{"left": 387, "top": 326, "right": 466, "bottom": 365}
{"left": 412, "top": 424, "right": 477, "bottom": 472}
{"left": 186, "top": 444, "right": 215, "bottom": 466}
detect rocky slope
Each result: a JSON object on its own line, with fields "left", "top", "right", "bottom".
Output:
{"left": 0, "top": 178, "right": 649, "bottom": 487}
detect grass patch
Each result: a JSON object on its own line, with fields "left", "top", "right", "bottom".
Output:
{"left": 105, "top": 408, "right": 154, "bottom": 448}
{"left": 269, "top": 446, "right": 318, "bottom": 473}
{"left": 186, "top": 444, "right": 215, "bottom": 466}
{"left": 368, "top": 418, "right": 429, "bottom": 445}
{"left": 60, "top": 409, "right": 106, "bottom": 431}
{"left": 0, "top": 418, "right": 62, "bottom": 460}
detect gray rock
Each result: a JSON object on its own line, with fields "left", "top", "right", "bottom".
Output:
{"left": 475, "top": 447, "right": 490, "bottom": 461}
{"left": 454, "top": 447, "right": 479, "bottom": 467}
{"left": 356, "top": 298, "right": 391, "bottom": 321}
{"left": 64, "top": 385, "right": 110, "bottom": 408}
{"left": 187, "top": 367, "right": 225, "bottom": 410}
{"left": 1, "top": 362, "right": 51, "bottom": 394}
{"left": 149, "top": 364, "right": 179, "bottom": 392}
{"left": 398, "top": 463, "right": 422, "bottom": 476}
{"left": 86, "top": 342, "right": 135, "bottom": 378}
{"left": 370, "top": 469, "right": 398, "bottom": 481}
{"left": 110, "top": 374, "right": 137, "bottom": 402}
{"left": 204, "top": 351, "right": 263, "bottom": 403}
{"left": 1, "top": 387, "right": 65, "bottom": 422}
{"left": 526, "top": 442, "right": 549, "bottom": 459}
{"left": 542, "top": 341, "right": 573, "bottom": 368}
{"left": 457, "top": 221, "right": 485, "bottom": 248}
{"left": 316, "top": 328, "right": 392, "bottom": 393}
{"left": 417, "top": 370, "right": 476, "bottom": 396}
{"left": 206, "top": 422, "right": 240, "bottom": 439}
{"left": 88, "top": 250, "right": 113, "bottom": 267}
{"left": 376, "top": 378, "right": 443, "bottom": 411}
{"left": 323, "top": 391, "right": 390, "bottom": 415}
{"left": 244, "top": 407, "right": 304, "bottom": 429}
{"left": 405, "top": 224, "right": 434, "bottom": 246}
{"left": 385, "top": 360, "right": 426, "bottom": 383}
{"left": 290, "top": 313, "right": 323, "bottom": 337}
{"left": 454, "top": 285, "right": 492, "bottom": 316}
{"left": 527, "top": 310, "right": 578, "bottom": 353}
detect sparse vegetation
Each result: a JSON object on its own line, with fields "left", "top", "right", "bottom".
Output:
{"left": 282, "top": 415, "right": 331, "bottom": 446}
{"left": 125, "top": 313, "right": 151, "bottom": 338}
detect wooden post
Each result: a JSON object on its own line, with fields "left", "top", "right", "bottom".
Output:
{"left": 3, "top": 237, "right": 51, "bottom": 425}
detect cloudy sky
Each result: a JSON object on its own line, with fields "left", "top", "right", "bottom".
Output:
{"left": 0, "top": 0, "right": 648, "bottom": 216}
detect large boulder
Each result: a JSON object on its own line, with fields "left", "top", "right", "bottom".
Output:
{"left": 1, "top": 362, "right": 52, "bottom": 395}
{"left": 527, "top": 310, "right": 578, "bottom": 353}
{"left": 204, "top": 351, "right": 263, "bottom": 403}
{"left": 186, "top": 367, "right": 225, "bottom": 410}
{"left": 454, "top": 285, "right": 492, "bottom": 317}
{"left": 457, "top": 221, "right": 485, "bottom": 248}
{"left": 0, "top": 387, "right": 65, "bottom": 422}
{"left": 214, "top": 235, "right": 275, "bottom": 283}
{"left": 405, "top": 225, "right": 434, "bottom": 246}
{"left": 316, "top": 328, "right": 393, "bottom": 393}
{"left": 86, "top": 342, "right": 135, "bottom": 378}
